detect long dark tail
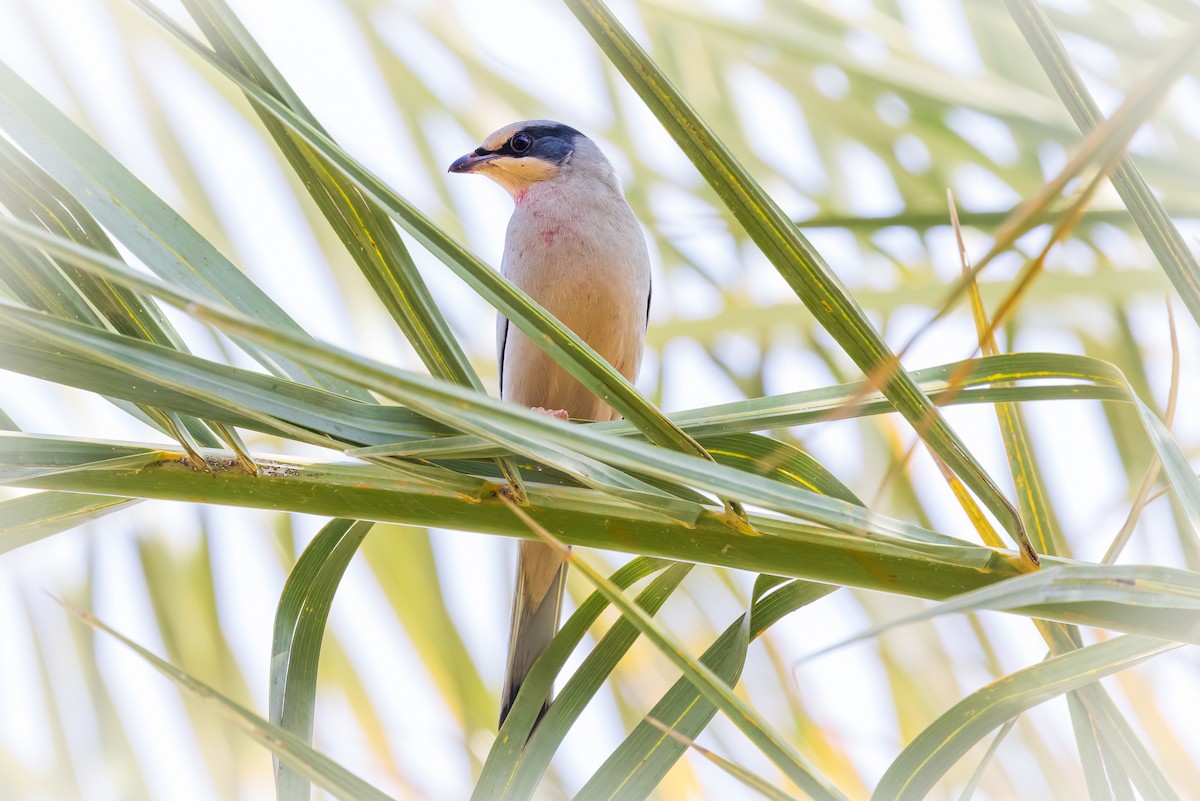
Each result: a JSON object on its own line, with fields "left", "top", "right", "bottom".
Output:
{"left": 499, "top": 540, "right": 569, "bottom": 729}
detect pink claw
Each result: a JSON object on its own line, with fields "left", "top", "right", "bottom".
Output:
{"left": 531, "top": 407, "right": 570, "bottom": 421}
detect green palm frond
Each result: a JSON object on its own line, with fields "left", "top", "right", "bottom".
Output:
{"left": 2, "top": 1, "right": 1199, "bottom": 799}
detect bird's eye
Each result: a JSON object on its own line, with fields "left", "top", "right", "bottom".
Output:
{"left": 510, "top": 133, "right": 533, "bottom": 153}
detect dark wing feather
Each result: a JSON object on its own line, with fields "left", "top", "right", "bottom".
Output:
{"left": 496, "top": 314, "right": 510, "bottom": 400}
{"left": 645, "top": 278, "right": 652, "bottom": 329}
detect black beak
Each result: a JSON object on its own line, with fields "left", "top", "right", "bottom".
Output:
{"left": 448, "top": 151, "right": 497, "bottom": 174}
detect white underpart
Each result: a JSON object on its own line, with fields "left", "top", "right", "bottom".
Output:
{"left": 490, "top": 132, "right": 652, "bottom": 725}
{"left": 497, "top": 139, "right": 650, "bottom": 422}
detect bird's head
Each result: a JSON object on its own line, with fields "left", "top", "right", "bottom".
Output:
{"left": 448, "top": 120, "right": 608, "bottom": 199}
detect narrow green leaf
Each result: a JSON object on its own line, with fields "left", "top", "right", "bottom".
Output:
{"left": 561, "top": 0, "right": 1029, "bottom": 558}
{"left": 577, "top": 579, "right": 837, "bottom": 801}
{"left": 0, "top": 59, "right": 371, "bottom": 400}
{"left": 488, "top": 562, "right": 694, "bottom": 800}
{"left": 0, "top": 234, "right": 1045, "bottom": 557}
{"left": 0, "top": 304, "right": 480, "bottom": 495}
{"left": 0, "top": 301, "right": 1135, "bottom": 464}
{"left": 1003, "top": 0, "right": 1200, "bottom": 329}
{"left": 8, "top": 432, "right": 1200, "bottom": 644}
{"left": 0, "top": 195, "right": 707, "bottom": 518}
{"left": 1041, "top": 626, "right": 1179, "bottom": 801}
{"left": 575, "top": 619, "right": 748, "bottom": 801}
{"left": 180, "top": 0, "right": 476, "bottom": 391}
{"left": 178, "top": 0, "right": 526, "bottom": 495}
{"left": 954, "top": 195, "right": 1119, "bottom": 795}
{"left": 807, "top": 564, "right": 1200, "bottom": 660}
{"left": 480, "top": 556, "right": 672, "bottom": 782}
{"left": 0, "top": 142, "right": 226, "bottom": 447}
{"left": 1089, "top": 696, "right": 1182, "bottom": 801}
{"left": 0, "top": 252, "right": 1175, "bottom": 588}
{"left": 0, "top": 448, "right": 163, "bottom": 486}
{"left": 64, "top": 569, "right": 156, "bottom": 801}
{"left": 503, "top": 505, "right": 846, "bottom": 801}
{"left": 0, "top": 304, "right": 446, "bottom": 446}
{"left": 0, "top": 139, "right": 187, "bottom": 350}
{"left": 357, "top": 357, "right": 1131, "bottom": 460}
{"left": 1133, "top": 398, "right": 1200, "bottom": 542}
{"left": 0, "top": 491, "right": 137, "bottom": 553}
{"left": 59, "top": 601, "right": 398, "bottom": 801}
{"left": 1065, "top": 692, "right": 1118, "bottom": 801}
{"left": 271, "top": 519, "right": 373, "bottom": 801}
{"left": 164, "top": 295, "right": 997, "bottom": 545}
{"left": 643, "top": 715, "right": 804, "bottom": 801}
{"left": 793, "top": 207, "right": 1165, "bottom": 232}
{"left": 699, "top": 433, "right": 861, "bottom": 506}
{"left": 874, "top": 636, "right": 1178, "bottom": 801}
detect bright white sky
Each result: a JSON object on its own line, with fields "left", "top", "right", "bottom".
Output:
{"left": 1, "top": 0, "right": 1199, "bottom": 799}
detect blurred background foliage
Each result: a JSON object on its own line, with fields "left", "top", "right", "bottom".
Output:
{"left": 1, "top": 0, "right": 1199, "bottom": 799}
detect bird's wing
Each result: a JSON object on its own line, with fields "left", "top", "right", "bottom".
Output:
{"left": 645, "top": 277, "right": 652, "bottom": 330}
{"left": 496, "top": 313, "right": 510, "bottom": 400}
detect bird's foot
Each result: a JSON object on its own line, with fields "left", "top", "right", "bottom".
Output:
{"left": 531, "top": 407, "right": 570, "bottom": 421}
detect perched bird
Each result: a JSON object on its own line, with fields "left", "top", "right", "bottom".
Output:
{"left": 448, "top": 121, "right": 651, "bottom": 728}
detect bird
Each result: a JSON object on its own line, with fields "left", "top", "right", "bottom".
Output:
{"left": 448, "top": 120, "right": 651, "bottom": 729}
